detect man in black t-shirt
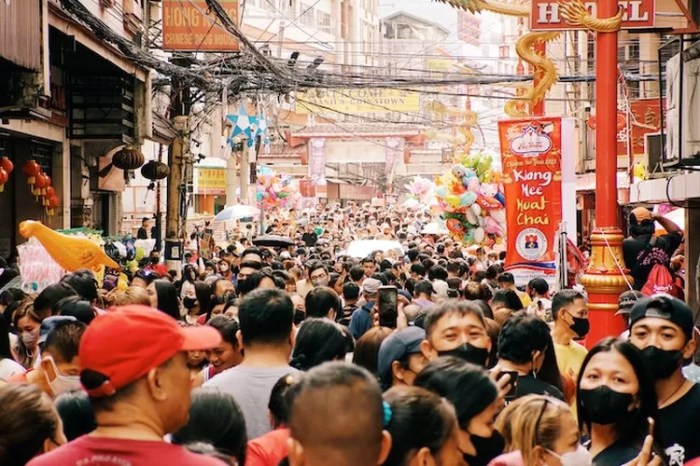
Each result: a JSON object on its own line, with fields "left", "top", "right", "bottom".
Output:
{"left": 301, "top": 223, "right": 318, "bottom": 247}
{"left": 494, "top": 312, "right": 564, "bottom": 401}
{"left": 622, "top": 207, "right": 683, "bottom": 290}
{"left": 629, "top": 295, "right": 700, "bottom": 466}
{"left": 137, "top": 217, "right": 150, "bottom": 240}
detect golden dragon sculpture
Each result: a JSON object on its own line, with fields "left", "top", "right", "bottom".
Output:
{"left": 435, "top": 0, "right": 622, "bottom": 117}
{"left": 425, "top": 100, "right": 479, "bottom": 156}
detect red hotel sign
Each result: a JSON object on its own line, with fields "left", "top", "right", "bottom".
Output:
{"left": 530, "top": 0, "right": 655, "bottom": 31}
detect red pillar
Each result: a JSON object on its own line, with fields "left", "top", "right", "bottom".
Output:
{"left": 579, "top": 0, "right": 630, "bottom": 346}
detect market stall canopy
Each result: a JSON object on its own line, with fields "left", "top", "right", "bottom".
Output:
{"left": 213, "top": 204, "right": 261, "bottom": 222}
{"left": 346, "top": 240, "right": 404, "bottom": 258}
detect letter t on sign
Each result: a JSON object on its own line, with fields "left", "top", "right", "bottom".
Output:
{"left": 537, "top": 2, "right": 559, "bottom": 23}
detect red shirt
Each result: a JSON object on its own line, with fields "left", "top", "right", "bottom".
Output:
{"left": 246, "top": 428, "right": 290, "bottom": 466}
{"left": 27, "top": 435, "right": 227, "bottom": 466}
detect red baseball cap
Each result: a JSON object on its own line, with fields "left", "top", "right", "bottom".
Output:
{"left": 79, "top": 305, "right": 222, "bottom": 398}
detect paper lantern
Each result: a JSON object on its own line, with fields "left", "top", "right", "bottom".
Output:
{"left": 112, "top": 147, "right": 145, "bottom": 171}
{"left": 0, "top": 167, "right": 7, "bottom": 193}
{"left": 0, "top": 157, "right": 13, "bottom": 174}
{"left": 141, "top": 160, "right": 170, "bottom": 180}
{"left": 23, "top": 160, "right": 40, "bottom": 185}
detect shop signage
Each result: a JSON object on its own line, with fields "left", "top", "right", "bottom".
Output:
{"left": 196, "top": 167, "right": 226, "bottom": 195}
{"left": 162, "top": 0, "right": 239, "bottom": 51}
{"left": 499, "top": 117, "right": 563, "bottom": 281}
{"left": 297, "top": 89, "right": 420, "bottom": 114}
{"left": 530, "top": 0, "right": 655, "bottom": 31}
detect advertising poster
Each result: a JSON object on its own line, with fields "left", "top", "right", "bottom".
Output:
{"left": 498, "top": 117, "right": 563, "bottom": 282}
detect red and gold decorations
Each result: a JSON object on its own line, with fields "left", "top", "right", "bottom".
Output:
{"left": 0, "top": 156, "right": 13, "bottom": 176}
{"left": 47, "top": 194, "right": 60, "bottom": 217}
{"left": 140, "top": 160, "right": 170, "bottom": 180}
{"left": 23, "top": 160, "right": 40, "bottom": 187}
{"left": 33, "top": 172, "right": 49, "bottom": 199}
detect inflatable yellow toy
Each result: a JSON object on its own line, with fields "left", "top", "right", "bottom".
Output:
{"left": 19, "top": 220, "right": 121, "bottom": 272}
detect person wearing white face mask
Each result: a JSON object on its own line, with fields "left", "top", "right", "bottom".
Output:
{"left": 9, "top": 319, "right": 85, "bottom": 399}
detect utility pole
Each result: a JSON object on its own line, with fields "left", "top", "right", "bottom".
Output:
{"left": 164, "top": 56, "right": 192, "bottom": 273}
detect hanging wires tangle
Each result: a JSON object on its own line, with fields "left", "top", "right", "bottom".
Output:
{"left": 56, "top": 0, "right": 220, "bottom": 92}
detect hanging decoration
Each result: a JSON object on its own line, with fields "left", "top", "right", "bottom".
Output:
{"left": 256, "top": 165, "right": 300, "bottom": 209}
{"left": 141, "top": 160, "right": 170, "bottom": 180}
{"left": 432, "top": 151, "right": 506, "bottom": 246}
{"left": 0, "top": 156, "right": 12, "bottom": 193}
{"left": 22, "top": 160, "right": 40, "bottom": 188}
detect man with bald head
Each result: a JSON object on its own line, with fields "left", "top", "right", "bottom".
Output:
{"left": 287, "top": 362, "right": 392, "bottom": 466}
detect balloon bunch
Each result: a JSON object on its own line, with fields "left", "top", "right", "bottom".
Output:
{"left": 22, "top": 160, "right": 60, "bottom": 216}
{"left": 256, "top": 166, "right": 299, "bottom": 209}
{"left": 404, "top": 176, "right": 435, "bottom": 208}
{"left": 433, "top": 152, "right": 507, "bottom": 245}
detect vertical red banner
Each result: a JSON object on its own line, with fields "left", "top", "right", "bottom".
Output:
{"left": 498, "top": 117, "right": 562, "bottom": 282}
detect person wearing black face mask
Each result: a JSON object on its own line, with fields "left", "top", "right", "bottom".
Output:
{"left": 577, "top": 338, "right": 663, "bottom": 466}
{"left": 419, "top": 300, "right": 492, "bottom": 368}
{"left": 415, "top": 357, "right": 505, "bottom": 466}
{"left": 629, "top": 296, "right": 700, "bottom": 465}
{"left": 551, "top": 290, "right": 589, "bottom": 412}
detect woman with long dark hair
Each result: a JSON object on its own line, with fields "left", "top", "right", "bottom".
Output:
{"left": 290, "top": 318, "right": 347, "bottom": 371}
{"left": 577, "top": 337, "right": 662, "bottom": 465}
{"left": 146, "top": 279, "right": 180, "bottom": 320}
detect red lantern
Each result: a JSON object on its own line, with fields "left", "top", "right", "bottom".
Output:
{"left": 47, "top": 194, "right": 60, "bottom": 216}
{"left": 45, "top": 186, "right": 55, "bottom": 198}
{"left": 0, "top": 167, "right": 7, "bottom": 193}
{"left": 0, "top": 157, "right": 13, "bottom": 174}
{"left": 41, "top": 175, "right": 51, "bottom": 196}
{"left": 33, "top": 172, "right": 47, "bottom": 198}
{"left": 23, "top": 160, "right": 40, "bottom": 185}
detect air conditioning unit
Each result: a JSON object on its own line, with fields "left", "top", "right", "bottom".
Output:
{"left": 644, "top": 132, "right": 666, "bottom": 177}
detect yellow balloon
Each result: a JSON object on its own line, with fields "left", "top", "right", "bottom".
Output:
{"left": 19, "top": 221, "right": 121, "bottom": 272}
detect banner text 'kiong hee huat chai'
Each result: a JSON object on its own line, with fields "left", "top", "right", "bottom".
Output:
{"left": 499, "top": 117, "right": 563, "bottom": 283}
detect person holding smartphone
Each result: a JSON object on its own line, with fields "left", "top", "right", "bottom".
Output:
{"left": 493, "top": 313, "right": 564, "bottom": 402}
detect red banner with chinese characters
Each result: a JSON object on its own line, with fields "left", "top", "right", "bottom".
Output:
{"left": 498, "top": 117, "right": 562, "bottom": 281}
{"left": 617, "top": 98, "right": 663, "bottom": 157}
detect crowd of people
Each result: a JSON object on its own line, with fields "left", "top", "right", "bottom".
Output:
{"left": 0, "top": 202, "right": 695, "bottom": 466}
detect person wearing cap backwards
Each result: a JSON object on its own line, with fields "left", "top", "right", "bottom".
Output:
{"left": 615, "top": 290, "right": 644, "bottom": 338}
{"left": 10, "top": 317, "right": 85, "bottom": 399}
{"left": 348, "top": 278, "right": 382, "bottom": 340}
{"left": 623, "top": 206, "right": 683, "bottom": 291}
{"left": 377, "top": 326, "right": 428, "bottom": 391}
{"left": 628, "top": 295, "right": 700, "bottom": 465}
{"left": 27, "top": 305, "right": 224, "bottom": 466}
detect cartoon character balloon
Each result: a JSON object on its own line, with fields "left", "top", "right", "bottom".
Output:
{"left": 256, "top": 166, "right": 298, "bottom": 209}
{"left": 432, "top": 151, "right": 506, "bottom": 245}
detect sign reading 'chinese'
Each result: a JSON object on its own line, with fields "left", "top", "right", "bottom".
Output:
{"left": 162, "top": 0, "right": 239, "bottom": 52}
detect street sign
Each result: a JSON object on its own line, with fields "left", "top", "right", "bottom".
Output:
{"left": 530, "top": 0, "right": 655, "bottom": 31}
{"left": 162, "top": 0, "right": 239, "bottom": 52}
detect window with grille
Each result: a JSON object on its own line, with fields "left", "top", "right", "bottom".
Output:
{"left": 318, "top": 10, "right": 331, "bottom": 34}
{"left": 300, "top": 3, "right": 315, "bottom": 27}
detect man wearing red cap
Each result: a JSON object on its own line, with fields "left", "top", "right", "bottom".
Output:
{"left": 28, "top": 305, "right": 225, "bottom": 466}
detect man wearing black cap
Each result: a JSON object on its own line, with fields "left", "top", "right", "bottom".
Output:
{"left": 615, "top": 290, "right": 644, "bottom": 338}
{"left": 629, "top": 295, "right": 700, "bottom": 465}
